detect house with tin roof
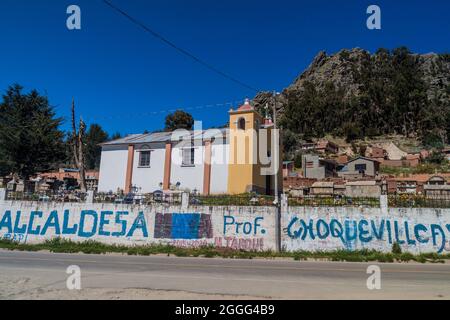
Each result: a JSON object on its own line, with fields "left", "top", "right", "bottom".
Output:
{"left": 337, "top": 156, "right": 381, "bottom": 179}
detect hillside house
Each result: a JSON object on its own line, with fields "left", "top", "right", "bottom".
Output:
{"left": 386, "top": 174, "right": 450, "bottom": 196}
{"left": 368, "top": 146, "right": 387, "bottom": 160}
{"left": 299, "top": 140, "right": 339, "bottom": 154}
{"left": 310, "top": 181, "right": 334, "bottom": 196}
{"left": 338, "top": 157, "right": 380, "bottom": 178}
{"left": 424, "top": 175, "right": 450, "bottom": 199}
{"left": 336, "top": 154, "right": 349, "bottom": 164}
{"left": 405, "top": 154, "right": 421, "bottom": 167}
{"left": 315, "top": 140, "right": 339, "bottom": 154}
{"left": 282, "top": 161, "right": 295, "bottom": 178}
{"left": 345, "top": 180, "right": 381, "bottom": 198}
{"left": 283, "top": 177, "right": 316, "bottom": 197}
{"left": 299, "top": 142, "right": 316, "bottom": 152}
{"left": 308, "top": 179, "right": 379, "bottom": 198}
{"left": 441, "top": 148, "right": 450, "bottom": 161}
{"left": 302, "top": 155, "right": 337, "bottom": 179}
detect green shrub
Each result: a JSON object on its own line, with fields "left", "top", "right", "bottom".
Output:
{"left": 398, "top": 252, "right": 414, "bottom": 262}
{"left": 294, "top": 153, "right": 303, "bottom": 169}
{"left": 1, "top": 239, "right": 449, "bottom": 263}
{"left": 392, "top": 242, "right": 402, "bottom": 255}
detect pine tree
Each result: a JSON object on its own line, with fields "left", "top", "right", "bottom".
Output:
{"left": 0, "top": 85, "right": 65, "bottom": 179}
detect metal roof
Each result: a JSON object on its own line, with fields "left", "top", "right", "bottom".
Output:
{"left": 101, "top": 128, "right": 229, "bottom": 146}
{"left": 345, "top": 156, "right": 381, "bottom": 165}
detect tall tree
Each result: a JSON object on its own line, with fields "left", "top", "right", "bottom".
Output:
{"left": 165, "top": 110, "right": 194, "bottom": 131}
{"left": 85, "top": 124, "right": 109, "bottom": 170}
{"left": 0, "top": 85, "right": 65, "bottom": 179}
{"left": 71, "top": 99, "right": 87, "bottom": 192}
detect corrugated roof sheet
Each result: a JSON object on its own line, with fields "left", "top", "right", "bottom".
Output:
{"left": 101, "top": 129, "right": 229, "bottom": 146}
{"left": 346, "top": 156, "right": 380, "bottom": 164}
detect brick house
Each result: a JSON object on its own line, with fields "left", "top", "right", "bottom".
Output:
{"left": 315, "top": 140, "right": 339, "bottom": 154}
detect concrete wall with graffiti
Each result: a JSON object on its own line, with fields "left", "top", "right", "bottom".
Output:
{"left": 1, "top": 201, "right": 449, "bottom": 254}
{"left": 282, "top": 207, "right": 450, "bottom": 254}
{"left": 0, "top": 202, "right": 277, "bottom": 251}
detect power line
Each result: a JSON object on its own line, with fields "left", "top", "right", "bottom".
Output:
{"left": 1, "top": 97, "right": 248, "bottom": 129}
{"left": 82, "top": 98, "right": 245, "bottom": 122}
{"left": 101, "top": 0, "right": 259, "bottom": 93}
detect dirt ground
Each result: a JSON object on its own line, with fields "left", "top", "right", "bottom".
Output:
{"left": 0, "top": 274, "right": 265, "bottom": 300}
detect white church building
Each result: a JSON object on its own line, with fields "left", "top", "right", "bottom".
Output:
{"left": 98, "top": 129, "right": 230, "bottom": 194}
{"left": 97, "top": 100, "right": 282, "bottom": 195}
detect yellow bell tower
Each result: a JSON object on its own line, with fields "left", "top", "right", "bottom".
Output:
{"left": 227, "top": 99, "right": 280, "bottom": 195}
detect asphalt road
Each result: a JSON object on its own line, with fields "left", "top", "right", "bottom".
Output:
{"left": 0, "top": 250, "right": 449, "bottom": 300}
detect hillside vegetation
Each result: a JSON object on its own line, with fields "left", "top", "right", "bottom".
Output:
{"left": 255, "top": 47, "right": 449, "bottom": 155}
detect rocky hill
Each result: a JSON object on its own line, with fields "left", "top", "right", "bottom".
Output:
{"left": 254, "top": 47, "right": 449, "bottom": 155}
{"left": 286, "top": 48, "right": 449, "bottom": 102}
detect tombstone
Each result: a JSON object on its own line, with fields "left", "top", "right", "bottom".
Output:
{"left": 281, "top": 193, "right": 288, "bottom": 213}
{"left": 181, "top": 192, "right": 189, "bottom": 210}
{"left": 86, "top": 190, "right": 94, "bottom": 204}
{"left": 7, "top": 180, "right": 16, "bottom": 192}
{"left": 16, "top": 180, "right": 25, "bottom": 192}
{"left": 380, "top": 194, "right": 388, "bottom": 215}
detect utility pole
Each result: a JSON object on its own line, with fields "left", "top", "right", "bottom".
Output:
{"left": 272, "top": 91, "right": 282, "bottom": 253}
{"left": 272, "top": 91, "right": 279, "bottom": 205}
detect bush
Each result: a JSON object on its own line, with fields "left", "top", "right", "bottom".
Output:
{"left": 398, "top": 252, "right": 414, "bottom": 262}
{"left": 427, "top": 151, "right": 446, "bottom": 165}
{"left": 344, "top": 123, "right": 362, "bottom": 142}
{"left": 1, "top": 239, "right": 450, "bottom": 263}
{"left": 282, "top": 129, "right": 299, "bottom": 156}
{"left": 294, "top": 153, "right": 303, "bottom": 168}
{"left": 392, "top": 242, "right": 402, "bottom": 255}
{"left": 422, "top": 132, "right": 444, "bottom": 149}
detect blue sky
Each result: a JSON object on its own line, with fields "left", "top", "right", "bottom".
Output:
{"left": 0, "top": 0, "right": 448, "bottom": 135}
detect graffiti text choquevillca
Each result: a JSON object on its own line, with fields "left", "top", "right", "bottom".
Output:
{"left": 286, "top": 217, "right": 450, "bottom": 253}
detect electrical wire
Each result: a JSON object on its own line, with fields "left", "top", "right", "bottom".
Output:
{"left": 82, "top": 98, "right": 245, "bottom": 122}
{"left": 102, "top": 0, "right": 259, "bottom": 93}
